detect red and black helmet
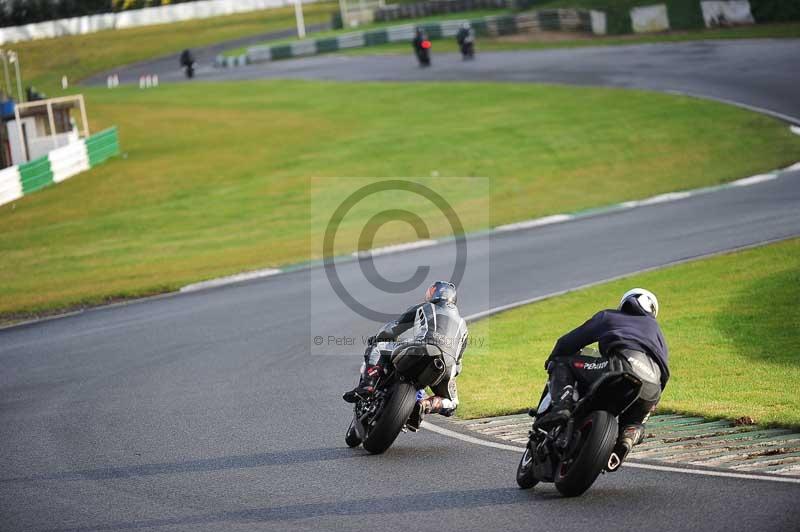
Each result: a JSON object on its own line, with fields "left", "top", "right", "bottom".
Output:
{"left": 425, "top": 281, "right": 457, "bottom": 305}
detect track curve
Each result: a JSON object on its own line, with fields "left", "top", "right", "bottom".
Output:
{"left": 6, "top": 38, "right": 800, "bottom": 532}
{"left": 87, "top": 39, "right": 800, "bottom": 123}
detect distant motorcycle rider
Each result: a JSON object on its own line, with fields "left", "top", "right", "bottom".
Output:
{"left": 343, "top": 281, "right": 468, "bottom": 428}
{"left": 179, "top": 49, "right": 195, "bottom": 78}
{"left": 456, "top": 22, "right": 475, "bottom": 59}
{"left": 536, "top": 288, "right": 669, "bottom": 462}
{"left": 412, "top": 27, "right": 431, "bottom": 67}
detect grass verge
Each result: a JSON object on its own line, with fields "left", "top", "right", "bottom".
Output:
{"left": 458, "top": 238, "right": 800, "bottom": 427}
{"left": 11, "top": 2, "right": 337, "bottom": 92}
{"left": 1, "top": 80, "right": 799, "bottom": 320}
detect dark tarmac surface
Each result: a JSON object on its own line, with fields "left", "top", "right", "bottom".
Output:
{"left": 87, "top": 38, "right": 800, "bottom": 122}
{"left": 2, "top": 168, "right": 799, "bottom": 531}
{"left": 9, "top": 35, "right": 800, "bottom": 532}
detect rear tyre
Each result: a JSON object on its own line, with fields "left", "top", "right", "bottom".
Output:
{"left": 345, "top": 419, "right": 362, "bottom": 448}
{"left": 554, "top": 410, "right": 618, "bottom": 497}
{"left": 515, "top": 445, "right": 540, "bottom": 489}
{"left": 362, "top": 382, "right": 416, "bottom": 454}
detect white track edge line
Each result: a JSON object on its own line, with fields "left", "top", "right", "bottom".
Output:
{"left": 421, "top": 421, "right": 800, "bottom": 485}
{"left": 3, "top": 166, "right": 797, "bottom": 330}
{"left": 665, "top": 91, "right": 800, "bottom": 126}
{"left": 177, "top": 162, "right": 797, "bottom": 295}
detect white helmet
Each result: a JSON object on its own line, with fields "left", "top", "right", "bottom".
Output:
{"left": 619, "top": 288, "right": 659, "bottom": 318}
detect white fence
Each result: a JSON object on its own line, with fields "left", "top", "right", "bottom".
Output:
{"left": 700, "top": 1, "right": 754, "bottom": 27}
{"left": 0, "top": 0, "right": 320, "bottom": 45}
{"left": 0, "top": 166, "right": 22, "bottom": 205}
{"left": 630, "top": 4, "right": 670, "bottom": 33}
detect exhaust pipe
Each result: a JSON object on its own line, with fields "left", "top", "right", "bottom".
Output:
{"left": 433, "top": 358, "right": 445, "bottom": 370}
{"left": 607, "top": 452, "right": 621, "bottom": 472}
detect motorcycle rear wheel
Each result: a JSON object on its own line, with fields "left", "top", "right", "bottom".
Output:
{"left": 362, "top": 382, "right": 417, "bottom": 454}
{"left": 554, "top": 410, "right": 618, "bottom": 497}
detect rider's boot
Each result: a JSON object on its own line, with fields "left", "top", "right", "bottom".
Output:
{"left": 407, "top": 391, "right": 427, "bottom": 432}
{"left": 421, "top": 396, "right": 456, "bottom": 417}
{"left": 342, "top": 365, "right": 383, "bottom": 403}
{"left": 533, "top": 384, "right": 576, "bottom": 428}
{"left": 612, "top": 424, "right": 645, "bottom": 466}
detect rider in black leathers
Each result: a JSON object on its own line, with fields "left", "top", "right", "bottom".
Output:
{"left": 537, "top": 288, "right": 669, "bottom": 462}
{"left": 343, "top": 281, "right": 468, "bottom": 428}
{"left": 456, "top": 22, "right": 475, "bottom": 59}
{"left": 179, "top": 49, "right": 195, "bottom": 78}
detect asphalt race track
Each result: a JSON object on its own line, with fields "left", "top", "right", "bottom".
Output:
{"left": 5, "top": 39, "right": 800, "bottom": 531}
{"left": 3, "top": 168, "right": 800, "bottom": 531}
{"left": 87, "top": 39, "right": 800, "bottom": 122}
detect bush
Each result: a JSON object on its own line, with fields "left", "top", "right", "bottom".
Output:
{"left": 665, "top": 0, "right": 704, "bottom": 30}
{"left": 750, "top": 0, "right": 800, "bottom": 22}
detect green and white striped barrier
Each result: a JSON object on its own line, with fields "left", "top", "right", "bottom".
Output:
{"left": 0, "top": 126, "right": 120, "bottom": 208}
{"left": 215, "top": 9, "right": 603, "bottom": 67}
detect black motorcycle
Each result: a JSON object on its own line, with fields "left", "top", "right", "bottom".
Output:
{"left": 460, "top": 40, "right": 474, "bottom": 60}
{"left": 413, "top": 32, "right": 431, "bottom": 67}
{"left": 516, "top": 367, "right": 643, "bottom": 496}
{"left": 345, "top": 342, "right": 449, "bottom": 454}
{"left": 180, "top": 49, "right": 195, "bottom": 79}
{"left": 456, "top": 26, "right": 475, "bottom": 60}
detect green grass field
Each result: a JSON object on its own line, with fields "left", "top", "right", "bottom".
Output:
{"left": 1, "top": 80, "right": 799, "bottom": 321}
{"left": 458, "top": 239, "right": 800, "bottom": 427}
{"left": 11, "top": 2, "right": 337, "bottom": 92}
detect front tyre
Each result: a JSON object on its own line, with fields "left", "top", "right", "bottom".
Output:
{"left": 345, "top": 419, "right": 362, "bottom": 448}
{"left": 362, "top": 382, "right": 416, "bottom": 454}
{"left": 516, "top": 445, "right": 540, "bottom": 489}
{"left": 554, "top": 410, "right": 618, "bottom": 497}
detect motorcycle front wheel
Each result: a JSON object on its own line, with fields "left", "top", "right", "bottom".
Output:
{"left": 345, "top": 418, "right": 362, "bottom": 448}
{"left": 362, "top": 382, "right": 417, "bottom": 454}
{"left": 554, "top": 410, "right": 618, "bottom": 497}
{"left": 515, "top": 445, "right": 540, "bottom": 489}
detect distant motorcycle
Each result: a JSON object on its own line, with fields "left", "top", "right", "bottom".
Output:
{"left": 456, "top": 24, "right": 475, "bottom": 60}
{"left": 345, "top": 341, "right": 451, "bottom": 453}
{"left": 180, "top": 49, "right": 196, "bottom": 79}
{"left": 516, "top": 349, "right": 644, "bottom": 496}
{"left": 413, "top": 29, "right": 432, "bottom": 67}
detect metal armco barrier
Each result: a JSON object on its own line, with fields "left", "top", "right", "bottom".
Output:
{"left": 217, "top": 9, "right": 604, "bottom": 68}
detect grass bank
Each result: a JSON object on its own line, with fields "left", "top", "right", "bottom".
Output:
{"left": 1, "top": 81, "right": 799, "bottom": 319}
{"left": 458, "top": 239, "right": 800, "bottom": 427}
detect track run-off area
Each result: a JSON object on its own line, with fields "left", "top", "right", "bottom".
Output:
{"left": 3, "top": 38, "right": 800, "bottom": 531}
